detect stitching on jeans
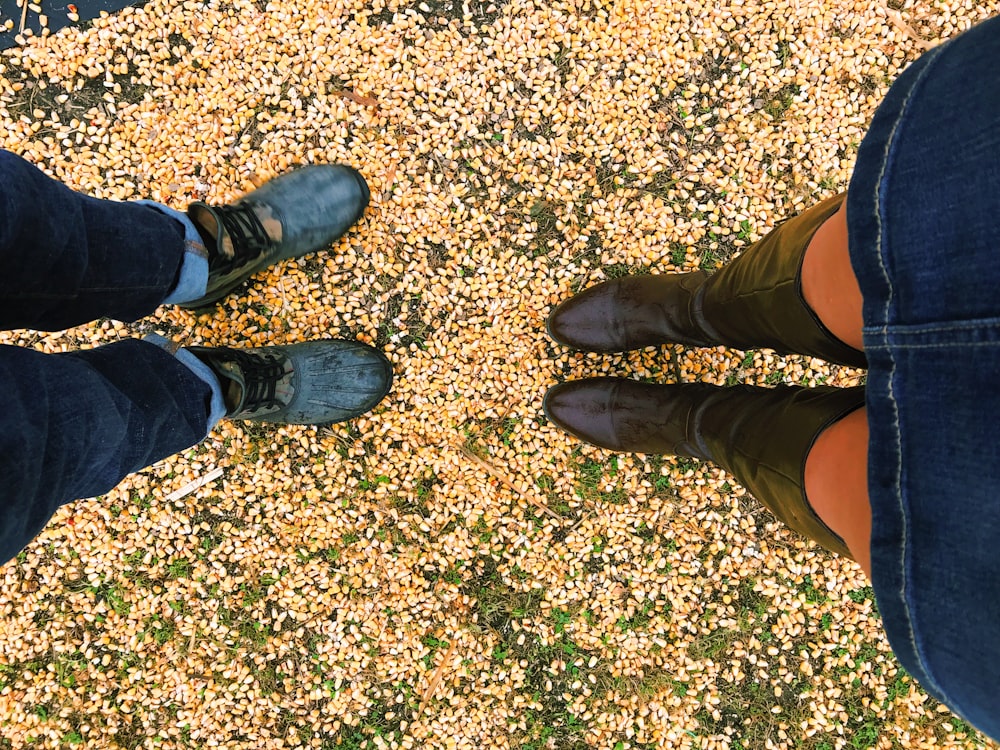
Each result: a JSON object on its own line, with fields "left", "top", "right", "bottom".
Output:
{"left": 3, "top": 286, "right": 168, "bottom": 298}
{"left": 864, "top": 319, "right": 1000, "bottom": 335}
{"left": 866, "top": 340, "right": 1000, "bottom": 350}
{"left": 871, "top": 42, "right": 949, "bottom": 701}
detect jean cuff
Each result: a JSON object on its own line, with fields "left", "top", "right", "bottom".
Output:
{"left": 143, "top": 334, "right": 227, "bottom": 434}
{"left": 135, "top": 200, "right": 210, "bottom": 305}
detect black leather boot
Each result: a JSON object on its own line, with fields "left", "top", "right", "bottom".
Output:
{"left": 543, "top": 377, "right": 864, "bottom": 558}
{"left": 546, "top": 194, "right": 866, "bottom": 368}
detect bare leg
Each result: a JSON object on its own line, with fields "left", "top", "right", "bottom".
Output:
{"left": 805, "top": 407, "right": 871, "bottom": 575}
{"left": 800, "top": 199, "right": 864, "bottom": 351}
{"left": 800, "top": 199, "right": 872, "bottom": 575}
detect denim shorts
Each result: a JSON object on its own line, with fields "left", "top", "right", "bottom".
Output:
{"left": 846, "top": 16, "right": 1000, "bottom": 739}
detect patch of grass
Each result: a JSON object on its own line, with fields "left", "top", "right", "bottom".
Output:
{"left": 572, "top": 453, "right": 626, "bottom": 503}
{"left": 81, "top": 578, "right": 132, "bottom": 618}
{"left": 602, "top": 263, "right": 643, "bottom": 280}
{"left": 524, "top": 197, "right": 569, "bottom": 257}
{"left": 764, "top": 83, "right": 801, "bottom": 120}
{"left": 421, "top": 634, "right": 449, "bottom": 668}
{"left": 166, "top": 557, "right": 191, "bottom": 579}
{"left": 617, "top": 600, "right": 661, "bottom": 632}
{"left": 142, "top": 615, "right": 177, "bottom": 646}
{"left": 687, "top": 626, "right": 739, "bottom": 661}
{"left": 848, "top": 585, "right": 875, "bottom": 604}
{"left": 800, "top": 574, "right": 828, "bottom": 604}
{"left": 466, "top": 558, "right": 543, "bottom": 632}
{"left": 507, "top": 634, "right": 592, "bottom": 749}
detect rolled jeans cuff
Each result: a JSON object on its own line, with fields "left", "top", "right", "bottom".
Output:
{"left": 134, "top": 200, "right": 210, "bottom": 305}
{"left": 143, "top": 334, "right": 227, "bottom": 434}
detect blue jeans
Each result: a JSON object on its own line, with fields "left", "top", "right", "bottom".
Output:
{"left": 0, "top": 150, "right": 224, "bottom": 565}
{"left": 847, "top": 16, "right": 1000, "bottom": 740}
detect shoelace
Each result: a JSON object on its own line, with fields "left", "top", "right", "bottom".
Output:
{"left": 211, "top": 202, "right": 273, "bottom": 268}
{"left": 227, "top": 349, "right": 289, "bottom": 415}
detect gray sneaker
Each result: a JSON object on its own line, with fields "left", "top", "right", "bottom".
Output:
{"left": 181, "top": 164, "right": 370, "bottom": 308}
{"left": 190, "top": 340, "right": 391, "bottom": 424}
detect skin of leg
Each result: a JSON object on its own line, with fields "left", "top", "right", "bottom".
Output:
{"left": 800, "top": 199, "right": 864, "bottom": 351}
{"left": 800, "top": 199, "right": 871, "bottom": 575}
{"left": 805, "top": 407, "right": 872, "bottom": 577}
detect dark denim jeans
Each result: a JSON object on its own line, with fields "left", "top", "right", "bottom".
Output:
{"left": 847, "top": 16, "right": 1000, "bottom": 741}
{"left": 0, "top": 150, "right": 219, "bottom": 564}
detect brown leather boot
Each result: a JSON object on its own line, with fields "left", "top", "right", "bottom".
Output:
{"left": 543, "top": 377, "right": 864, "bottom": 558}
{"left": 546, "top": 194, "right": 866, "bottom": 368}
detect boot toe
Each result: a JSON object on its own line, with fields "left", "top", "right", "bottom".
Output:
{"left": 545, "top": 377, "right": 711, "bottom": 454}
{"left": 543, "top": 378, "right": 624, "bottom": 450}
{"left": 271, "top": 340, "right": 392, "bottom": 425}
{"left": 546, "top": 273, "right": 713, "bottom": 353}
{"left": 546, "top": 283, "right": 624, "bottom": 352}
{"left": 250, "top": 164, "right": 371, "bottom": 259}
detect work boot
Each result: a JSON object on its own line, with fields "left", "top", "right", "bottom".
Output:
{"left": 181, "top": 164, "right": 370, "bottom": 308}
{"left": 543, "top": 377, "right": 864, "bottom": 557}
{"left": 190, "top": 340, "right": 392, "bottom": 424}
{"left": 546, "top": 194, "right": 866, "bottom": 368}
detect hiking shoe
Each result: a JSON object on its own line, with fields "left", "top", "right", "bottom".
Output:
{"left": 189, "top": 340, "right": 392, "bottom": 424}
{"left": 181, "top": 164, "right": 370, "bottom": 308}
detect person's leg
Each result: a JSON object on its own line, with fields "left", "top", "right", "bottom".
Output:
{"left": 0, "top": 334, "right": 393, "bottom": 565}
{"left": 0, "top": 151, "right": 386, "bottom": 564}
{"left": 0, "top": 150, "right": 193, "bottom": 330}
{"left": 800, "top": 198, "right": 864, "bottom": 352}
{"left": 543, "top": 379, "right": 863, "bottom": 559}
{"left": 0, "top": 149, "right": 370, "bottom": 330}
{"left": 804, "top": 407, "right": 870, "bottom": 575}
{"left": 0, "top": 339, "right": 219, "bottom": 564}
{"left": 546, "top": 193, "right": 866, "bottom": 368}
{"left": 800, "top": 200, "right": 871, "bottom": 574}
{"left": 548, "top": 191, "right": 875, "bottom": 570}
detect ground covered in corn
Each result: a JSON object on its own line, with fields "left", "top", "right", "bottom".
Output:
{"left": 0, "top": 0, "right": 995, "bottom": 747}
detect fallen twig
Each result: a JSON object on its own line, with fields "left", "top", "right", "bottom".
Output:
{"left": 884, "top": 6, "right": 934, "bottom": 50}
{"left": 165, "top": 467, "right": 225, "bottom": 502}
{"left": 331, "top": 88, "right": 379, "bottom": 109}
{"left": 418, "top": 637, "right": 458, "bottom": 714}
{"left": 458, "top": 444, "right": 561, "bottom": 519}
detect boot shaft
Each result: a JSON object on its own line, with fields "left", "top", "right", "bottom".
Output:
{"left": 545, "top": 193, "right": 866, "bottom": 368}
{"left": 543, "top": 378, "right": 863, "bottom": 558}
{"left": 694, "top": 384, "right": 864, "bottom": 558}
{"left": 698, "top": 193, "right": 866, "bottom": 368}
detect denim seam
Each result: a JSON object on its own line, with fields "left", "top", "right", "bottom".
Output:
{"left": 871, "top": 40, "right": 949, "bottom": 703}
{"left": 2, "top": 286, "right": 169, "bottom": 297}
{"left": 864, "top": 318, "right": 1000, "bottom": 335}
{"left": 867, "top": 340, "right": 1000, "bottom": 350}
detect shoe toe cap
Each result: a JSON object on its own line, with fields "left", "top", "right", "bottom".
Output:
{"left": 279, "top": 340, "right": 392, "bottom": 424}
{"left": 253, "top": 164, "right": 371, "bottom": 256}
{"left": 543, "top": 379, "right": 623, "bottom": 450}
{"left": 546, "top": 283, "right": 623, "bottom": 352}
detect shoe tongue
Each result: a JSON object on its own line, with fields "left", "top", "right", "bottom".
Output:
{"left": 189, "top": 203, "right": 235, "bottom": 259}
{"left": 215, "top": 359, "right": 248, "bottom": 414}
{"left": 189, "top": 202, "right": 283, "bottom": 259}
